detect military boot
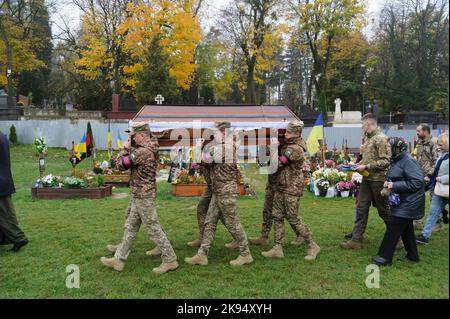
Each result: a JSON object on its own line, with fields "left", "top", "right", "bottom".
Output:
{"left": 100, "top": 257, "right": 125, "bottom": 272}
{"left": 340, "top": 240, "right": 362, "bottom": 250}
{"left": 433, "top": 221, "right": 445, "bottom": 233}
{"left": 305, "top": 242, "right": 321, "bottom": 261}
{"left": 106, "top": 244, "right": 119, "bottom": 254}
{"left": 248, "top": 236, "right": 268, "bottom": 245}
{"left": 291, "top": 236, "right": 305, "bottom": 246}
{"left": 152, "top": 261, "right": 179, "bottom": 274}
{"left": 413, "top": 220, "right": 423, "bottom": 230}
{"left": 187, "top": 238, "right": 202, "bottom": 248}
{"left": 230, "top": 254, "right": 254, "bottom": 266}
{"left": 225, "top": 240, "right": 239, "bottom": 249}
{"left": 261, "top": 245, "right": 284, "bottom": 258}
{"left": 146, "top": 246, "right": 161, "bottom": 257}
{"left": 184, "top": 253, "right": 208, "bottom": 266}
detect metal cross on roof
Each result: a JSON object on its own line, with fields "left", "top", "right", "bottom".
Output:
{"left": 155, "top": 94, "right": 165, "bottom": 105}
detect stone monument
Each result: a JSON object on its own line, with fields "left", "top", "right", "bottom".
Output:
{"left": 0, "top": 89, "right": 20, "bottom": 120}
{"left": 332, "top": 97, "right": 362, "bottom": 127}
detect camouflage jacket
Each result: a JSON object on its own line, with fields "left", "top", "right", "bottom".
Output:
{"left": 124, "top": 136, "right": 159, "bottom": 199}
{"left": 206, "top": 141, "right": 239, "bottom": 196}
{"left": 276, "top": 137, "right": 306, "bottom": 197}
{"left": 416, "top": 136, "right": 438, "bottom": 177}
{"left": 360, "top": 128, "right": 391, "bottom": 182}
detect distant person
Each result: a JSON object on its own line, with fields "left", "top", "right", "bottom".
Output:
{"left": 373, "top": 137, "right": 425, "bottom": 266}
{"left": 0, "top": 131, "right": 28, "bottom": 252}
{"left": 414, "top": 124, "right": 443, "bottom": 231}
{"left": 416, "top": 133, "right": 449, "bottom": 244}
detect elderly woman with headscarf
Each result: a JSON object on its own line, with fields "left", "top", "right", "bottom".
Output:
{"left": 373, "top": 137, "right": 425, "bottom": 266}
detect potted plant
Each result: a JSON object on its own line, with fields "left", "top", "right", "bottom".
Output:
{"left": 316, "top": 179, "right": 330, "bottom": 197}
{"left": 336, "top": 181, "right": 354, "bottom": 198}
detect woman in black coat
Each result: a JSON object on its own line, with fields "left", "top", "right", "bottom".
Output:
{"left": 373, "top": 137, "right": 425, "bottom": 266}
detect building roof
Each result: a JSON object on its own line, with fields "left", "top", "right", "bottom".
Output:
{"left": 132, "top": 105, "right": 300, "bottom": 132}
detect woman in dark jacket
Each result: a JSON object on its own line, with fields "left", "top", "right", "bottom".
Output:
{"left": 373, "top": 137, "right": 425, "bottom": 266}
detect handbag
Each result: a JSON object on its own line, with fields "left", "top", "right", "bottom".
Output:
{"left": 434, "top": 181, "right": 449, "bottom": 198}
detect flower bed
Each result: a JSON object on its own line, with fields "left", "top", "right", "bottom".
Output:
{"left": 32, "top": 174, "right": 113, "bottom": 200}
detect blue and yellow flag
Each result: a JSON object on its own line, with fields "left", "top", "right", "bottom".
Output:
{"left": 117, "top": 129, "right": 124, "bottom": 149}
{"left": 306, "top": 113, "right": 324, "bottom": 155}
{"left": 107, "top": 122, "right": 112, "bottom": 158}
{"left": 74, "top": 133, "right": 87, "bottom": 161}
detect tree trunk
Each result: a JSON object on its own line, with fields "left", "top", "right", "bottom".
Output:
{"left": 0, "top": 20, "right": 14, "bottom": 102}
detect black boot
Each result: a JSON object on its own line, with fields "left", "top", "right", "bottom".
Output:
{"left": 10, "top": 239, "right": 28, "bottom": 252}
{"left": 442, "top": 209, "right": 449, "bottom": 224}
{"left": 373, "top": 255, "right": 392, "bottom": 266}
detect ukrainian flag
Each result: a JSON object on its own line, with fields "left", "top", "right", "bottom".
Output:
{"left": 107, "top": 122, "right": 112, "bottom": 158}
{"left": 117, "top": 129, "right": 124, "bottom": 149}
{"left": 74, "top": 133, "right": 87, "bottom": 161}
{"left": 306, "top": 113, "right": 324, "bottom": 155}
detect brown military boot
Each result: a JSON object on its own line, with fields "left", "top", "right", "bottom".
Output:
{"left": 305, "top": 242, "right": 321, "bottom": 261}
{"left": 433, "top": 221, "right": 445, "bottom": 233}
{"left": 230, "top": 254, "right": 254, "bottom": 266}
{"left": 100, "top": 256, "right": 125, "bottom": 272}
{"left": 291, "top": 236, "right": 305, "bottom": 246}
{"left": 340, "top": 240, "right": 362, "bottom": 250}
{"left": 106, "top": 244, "right": 119, "bottom": 254}
{"left": 224, "top": 240, "right": 239, "bottom": 249}
{"left": 261, "top": 245, "right": 284, "bottom": 258}
{"left": 413, "top": 220, "right": 423, "bottom": 230}
{"left": 184, "top": 253, "right": 208, "bottom": 266}
{"left": 248, "top": 236, "right": 268, "bottom": 245}
{"left": 187, "top": 238, "right": 202, "bottom": 248}
{"left": 146, "top": 246, "right": 161, "bottom": 257}
{"left": 152, "top": 261, "right": 179, "bottom": 274}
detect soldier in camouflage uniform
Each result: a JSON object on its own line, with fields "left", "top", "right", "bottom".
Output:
{"left": 187, "top": 139, "right": 227, "bottom": 248}
{"left": 262, "top": 121, "right": 320, "bottom": 260}
{"left": 101, "top": 123, "right": 178, "bottom": 274}
{"left": 414, "top": 124, "right": 445, "bottom": 231}
{"left": 185, "top": 122, "right": 253, "bottom": 267}
{"left": 341, "top": 113, "right": 392, "bottom": 249}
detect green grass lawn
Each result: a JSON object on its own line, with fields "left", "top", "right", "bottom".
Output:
{"left": 0, "top": 145, "right": 448, "bottom": 299}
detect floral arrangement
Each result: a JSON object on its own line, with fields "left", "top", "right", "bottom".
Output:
{"left": 173, "top": 170, "right": 206, "bottom": 185}
{"left": 38, "top": 174, "right": 63, "bottom": 188}
{"left": 94, "top": 159, "right": 129, "bottom": 175}
{"left": 34, "top": 137, "right": 48, "bottom": 156}
{"left": 352, "top": 172, "right": 363, "bottom": 184}
{"left": 325, "top": 159, "right": 335, "bottom": 167}
{"left": 336, "top": 181, "right": 354, "bottom": 192}
{"left": 316, "top": 179, "right": 331, "bottom": 193}
{"left": 36, "top": 173, "right": 106, "bottom": 188}
{"left": 312, "top": 168, "right": 348, "bottom": 185}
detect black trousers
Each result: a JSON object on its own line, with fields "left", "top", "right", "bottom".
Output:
{"left": 378, "top": 216, "right": 419, "bottom": 262}
{"left": 0, "top": 196, "right": 27, "bottom": 245}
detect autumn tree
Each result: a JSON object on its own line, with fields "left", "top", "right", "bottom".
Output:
{"left": 0, "top": 0, "right": 48, "bottom": 103}
{"left": 287, "top": 0, "right": 366, "bottom": 118}
{"left": 219, "top": 0, "right": 282, "bottom": 104}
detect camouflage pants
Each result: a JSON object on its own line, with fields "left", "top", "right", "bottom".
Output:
{"left": 196, "top": 186, "right": 212, "bottom": 241}
{"left": 260, "top": 185, "right": 276, "bottom": 239}
{"left": 352, "top": 180, "right": 390, "bottom": 243}
{"left": 115, "top": 197, "right": 177, "bottom": 263}
{"left": 272, "top": 191, "right": 313, "bottom": 246}
{"left": 199, "top": 194, "right": 250, "bottom": 257}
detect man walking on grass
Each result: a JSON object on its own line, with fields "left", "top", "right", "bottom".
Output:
{"left": 0, "top": 131, "right": 28, "bottom": 252}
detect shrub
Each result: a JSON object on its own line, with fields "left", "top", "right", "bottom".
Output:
{"left": 9, "top": 125, "right": 18, "bottom": 145}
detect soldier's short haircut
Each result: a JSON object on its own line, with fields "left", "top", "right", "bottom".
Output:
{"left": 418, "top": 123, "right": 431, "bottom": 134}
{"left": 362, "top": 113, "right": 377, "bottom": 122}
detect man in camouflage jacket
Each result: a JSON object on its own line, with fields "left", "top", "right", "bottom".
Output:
{"left": 341, "top": 113, "right": 392, "bottom": 249}
{"left": 101, "top": 122, "right": 178, "bottom": 274}
{"left": 261, "top": 121, "right": 321, "bottom": 261}
{"left": 185, "top": 122, "right": 253, "bottom": 267}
